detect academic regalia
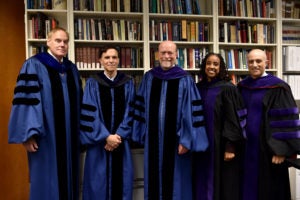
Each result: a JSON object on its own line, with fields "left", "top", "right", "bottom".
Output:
{"left": 132, "top": 66, "right": 208, "bottom": 200}
{"left": 80, "top": 72, "right": 135, "bottom": 200}
{"left": 8, "top": 52, "right": 82, "bottom": 200}
{"left": 195, "top": 79, "right": 246, "bottom": 200}
{"left": 238, "top": 74, "right": 300, "bottom": 200}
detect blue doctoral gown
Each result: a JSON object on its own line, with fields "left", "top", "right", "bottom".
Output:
{"left": 132, "top": 66, "right": 208, "bottom": 200}
{"left": 8, "top": 52, "right": 82, "bottom": 200}
{"left": 80, "top": 72, "right": 135, "bottom": 200}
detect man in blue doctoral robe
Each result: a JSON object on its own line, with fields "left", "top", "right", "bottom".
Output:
{"left": 79, "top": 46, "right": 135, "bottom": 200}
{"left": 132, "top": 41, "right": 208, "bottom": 200}
{"left": 8, "top": 27, "right": 82, "bottom": 200}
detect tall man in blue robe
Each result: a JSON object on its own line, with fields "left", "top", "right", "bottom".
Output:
{"left": 79, "top": 46, "right": 135, "bottom": 200}
{"left": 8, "top": 27, "right": 82, "bottom": 200}
{"left": 238, "top": 49, "right": 300, "bottom": 200}
{"left": 132, "top": 41, "right": 209, "bottom": 200}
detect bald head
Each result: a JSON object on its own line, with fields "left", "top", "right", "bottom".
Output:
{"left": 247, "top": 49, "right": 268, "bottom": 79}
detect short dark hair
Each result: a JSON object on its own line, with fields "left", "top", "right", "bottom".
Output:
{"left": 98, "top": 46, "right": 120, "bottom": 58}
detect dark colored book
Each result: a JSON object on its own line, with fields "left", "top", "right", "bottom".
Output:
{"left": 185, "top": 0, "right": 193, "bottom": 14}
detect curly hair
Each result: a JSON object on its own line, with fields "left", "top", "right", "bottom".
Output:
{"left": 198, "top": 52, "right": 231, "bottom": 82}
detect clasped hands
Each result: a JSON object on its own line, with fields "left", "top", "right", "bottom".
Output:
{"left": 105, "top": 134, "right": 122, "bottom": 151}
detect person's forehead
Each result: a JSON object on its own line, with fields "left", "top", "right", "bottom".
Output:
{"left": 160, "top": 42, "right": 175, "bottom": 49}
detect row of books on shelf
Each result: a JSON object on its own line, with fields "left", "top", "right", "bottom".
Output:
{"left": 28, "top": 13, "right": 59, "bottom": 39}
{"left": 282, "top": 0, "right": 300, "bottom": 19}
{"left": 149, "top": 0, "right": 203, "bottom": 14}
{"left": 220, "top": 48, "right": 273, "bottom": 69}
{"left": 282, "top": 25, "right": 300, "bottom": 44}
{"left": 150, "top": 47, "right": 209, "bottom": 69}
{"left": 27, "top": 0, "right": 67, "bottom": 10}
{"left": 150, "top": 20, "right": 209, "bottom": 42}
{"left": 283, "top": 46, "right": 300, "bottom": 71}
{"left": 219, "top": 22, "right": 275, "bottom": 44}
{"left": 74, "top": 18, "right": 142, "bottom": 41}
{"left": 29, "top": 45, "right": 47, "bottom": 56}
{"left": 219, "top": 0, "right": 274, "bottom": 18}
{"left": 75, "top": 46, "right": 143, "bottom": 70}
{"left": 283, "top": 75, "right": 300, "bottom": 99}
{"left": 74, "top": 0, "right": 141, "bottom": 12}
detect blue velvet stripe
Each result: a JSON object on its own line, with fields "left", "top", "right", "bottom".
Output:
{"left": 269, "top": 107, "right": 299, "bottom": 117}
{"left": 270, "top": 119, "right": 300, "bottom": 128}
{"left": 273, "top": 131, "right": 300, "bottom": 139}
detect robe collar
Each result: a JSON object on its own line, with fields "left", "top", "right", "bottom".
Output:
{"left": 97, "top": 71, "right": 130, "bottom": 87}
{"left": 150, "top": 65, "right": 187, "bottom": 80}
{"left": 34, "top": 52, "right": 71, "bottom": 74}
{"left": 238, "top": 73, "right": 284, "bottom": 89}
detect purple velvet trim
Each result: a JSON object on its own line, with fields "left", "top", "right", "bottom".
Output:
{"left": 273, "top": 131, "right": 300, "bottom": 139}
{"left": 268, "top": 107, "right": 299, "bottom": 117}
{"left": 240, "top": 119, "right": 247, "bottom": 138}
{"left": 270, "top": 119, "right": 300, "bottom": 128}
{"left": 237, "top": 108, "right": 247, "bottom": 138}
{"left": 238, "top": 73, "right": 284, "bottom": 89}
{"left": 237, "top": 108, "right": 247, "bottom": 117}
{"left": 150, "top": 65, "right": 187, "bottom": 80}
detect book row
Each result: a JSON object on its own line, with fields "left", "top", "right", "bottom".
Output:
{"left": 149, "top": 0, "right": 203, "bottom": 14}
{"left": 283, "top": 46, "right": 300, "bottom": 71}
{"left": 283, "top": 75, "right": 300, "bottom": 99}
{"left": 282, "top": 25, "right": 300, "bottom": 44}
{"left": 74, "top": 18, "right": 142, "bottom": 41}
{"left": 150, "top": 47, "right": 209, "bottom": 69}
{"left": 219, "top": 0, "right": 275, "bottom": 18}
{"left": 75, "top": 46, "right": 143, "bottom": 69}
{"left": 74, "top": 0, "right": 142, "bottom": 12}
{"left": 28, "top": 13, "right": 59, "bottom": 39}
{"left": 27, "top": 0, "right": 66, "bottom": 9}
{"left": 220, "top": 48, "right": 273, "bottom": 69}
{"left": 150, "top": 20, "right": 209, "bottom": 42}
{"left": 219, "top": 22, "right": 275, "bottom": 44}
{"left": 282, "top": 0, "right": 300, "bottom": 19}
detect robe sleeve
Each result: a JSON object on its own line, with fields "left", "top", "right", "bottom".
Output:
{"left": 266, "top": 83, "right": 300, "bottom": 156}
{"left": 8, "top": 58, "right": 45, "bottom": 143}
{"left": 131, "top": 74, "right": 149, "bottom": 145}
{"left": 179, "top": 77, "right": 208, "bottom": 152}
{"left": 115, "top": 78, "right": 135, "bottom": 139}
{"left": 222, "top": 85, "right": 247, "bottom": 143}
{"left": 79, "top": 78, "right": 110, "bottom": 145}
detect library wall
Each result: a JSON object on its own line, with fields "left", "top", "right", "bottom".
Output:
{"left": 0, "top": 1, "right": 29, "bottom": 199}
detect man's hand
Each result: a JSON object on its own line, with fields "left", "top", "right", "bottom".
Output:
{"left": 23, "top": 137, "right": 38, "bottom": 152}
{"left": 105, "top": 134, "right": 122, "bottom": 151}
{"left": 178, "top": 144, "right": 189, "bottom": 155}
{"left": 224, "top": 152, "right": 235, "bottom": 161}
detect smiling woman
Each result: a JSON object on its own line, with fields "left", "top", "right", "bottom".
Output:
{"left": 0, "top": 1, "right": 29, "bottom": 200}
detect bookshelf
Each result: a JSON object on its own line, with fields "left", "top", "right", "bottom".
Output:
{"left": 24, "top": 0, "right": 292, "bottom": 83}
{"left": 281, "top": 1, "right": 300, "bottom": 101}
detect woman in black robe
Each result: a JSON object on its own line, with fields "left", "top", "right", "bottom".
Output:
{"left": 193, "top": 52, "right": 246, "bottom": 200}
